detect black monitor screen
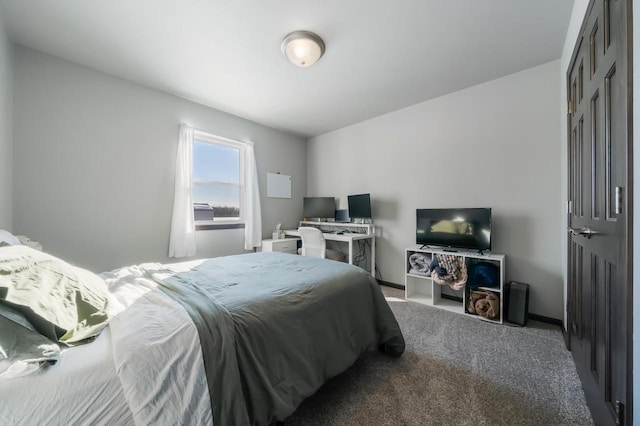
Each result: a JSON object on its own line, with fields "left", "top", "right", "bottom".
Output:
{"left": 303, "top": 197, "right": 336, "bottom": 220}
{"left": 348, "top": 193, "right": 372, "bottom": 219}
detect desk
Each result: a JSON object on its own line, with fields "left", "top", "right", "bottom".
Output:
{"left": 259, "top": 238, "right": 298, "bottom": 255}
{"left": 283, "top": 229, "right": 375, "bottom": 277}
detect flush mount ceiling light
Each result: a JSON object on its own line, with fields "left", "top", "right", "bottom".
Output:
{"left": 281, "top": 30, "right": 325, "bottom": 68}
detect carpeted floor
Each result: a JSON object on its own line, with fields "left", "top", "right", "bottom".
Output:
{"left": 285, "top": 286, "right": 593, "bottom": 425}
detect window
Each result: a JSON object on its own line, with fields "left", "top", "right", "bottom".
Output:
{"left": 192, "top": 130, "right": 245, "bottom": 229}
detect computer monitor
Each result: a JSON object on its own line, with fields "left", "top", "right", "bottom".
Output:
{"left": 348, "top": 193, "right": 372, "bottom": 220}
{"left": 303, "top": 197, "right": 336, "bottom": 220}
{"left": 334, "top": 209, "right": 350, "bottom": 223}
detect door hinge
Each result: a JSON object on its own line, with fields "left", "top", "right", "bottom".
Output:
{"left": 616, "top": 401, "right": 624, "bottom": 425}
{"left": 567, "top": 200, "right": 573, "bottom": 214}
{"left": 615, "top": 186, "right": 623, "bottom": 214}
{"left": 567, "top": 100, "right": 573, "bottom": 114}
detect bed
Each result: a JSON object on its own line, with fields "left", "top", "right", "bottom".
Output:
{"left": 0, "top": 246, "right": 404, "bottom": 425}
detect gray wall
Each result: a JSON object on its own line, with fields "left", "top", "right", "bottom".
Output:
{"left": 0, "top": 19, "right": 12, "bottom": 230}
{"left": 13, "top": 46, "right": 306, "bottom": 272}
{"left": 307, "top": 60, "right": 563, "bottom": 319}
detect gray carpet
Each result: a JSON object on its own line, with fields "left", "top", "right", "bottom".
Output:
{"left": 285, "top": 286, "right": 593, "bottom": 425}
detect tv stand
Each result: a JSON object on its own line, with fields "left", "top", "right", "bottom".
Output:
{"left": 405, "top": 246, "right": 506, "bottom": 324}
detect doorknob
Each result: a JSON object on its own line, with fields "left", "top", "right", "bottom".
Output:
{"left": 567, "top": 226, "right": 602, "bottom": 239}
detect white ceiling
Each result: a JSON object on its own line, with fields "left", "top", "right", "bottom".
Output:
{"left": 0, "top": 0, "right": 574, "bottom": 138}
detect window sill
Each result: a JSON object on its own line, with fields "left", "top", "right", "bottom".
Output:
{"left": 195, "top": 222, "right": 245, "bottom": 231}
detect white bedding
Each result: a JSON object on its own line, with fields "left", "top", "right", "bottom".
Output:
{"left": 0, "top": 327, "right": 134, "bottom": 426}
{"left": 105, "top": 263, "right": 212, "bottom": 425}
{"left": 0, "top": 262, "right": 212, "bottom": 426}
{"left": 0, "top": 254, "right": 404, "bottom": 425}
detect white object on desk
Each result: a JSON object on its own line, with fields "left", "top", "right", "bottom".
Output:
{"left": 272, "top": 223, "right": 285, "bottom": 240}
{"left": 260, "top": 238, "right": 299, "bottom": 255}
{"left": 16, "top": 235, "right": 43, "bottom": 251}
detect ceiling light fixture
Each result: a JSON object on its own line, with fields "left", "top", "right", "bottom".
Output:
{"left": 281, "top": 31, "right": 325, "bottom": 68}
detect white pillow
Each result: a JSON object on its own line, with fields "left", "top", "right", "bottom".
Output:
{"left": 0, "top": 230, "right": 21, "bottom": 246}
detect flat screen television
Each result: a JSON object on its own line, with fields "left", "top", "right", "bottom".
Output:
{"left": 416, "top": 208, "right": 491, "bottom": 252}
{"left": 348, "top": 193, "right": 372, "bottom": 219}
{"left": 303, "top": 197, "right": 336, "bottom": 220}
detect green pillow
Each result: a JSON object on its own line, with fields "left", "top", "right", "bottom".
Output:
{"left": 0, "top": 245, "right": 109, "bottom": 345}
{"left": 0, "top": 315, "right": 61, "bottom": 379}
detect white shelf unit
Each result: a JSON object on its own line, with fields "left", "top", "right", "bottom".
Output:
{"left": 404, "top": 247, "right": 506, "bottom": 324}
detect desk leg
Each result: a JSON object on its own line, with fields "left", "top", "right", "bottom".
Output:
{"left": 371, "top": 236, "right": 375, "bottom": 277}
{"left": 348, "top": 240, "right": 354, "bottom": 265}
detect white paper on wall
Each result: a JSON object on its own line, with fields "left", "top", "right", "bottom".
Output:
{"left": 267, "top": 172, "right": 292, "bottom": 198}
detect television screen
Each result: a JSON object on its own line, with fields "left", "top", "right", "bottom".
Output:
{"left": 416, "top": 208, "right": 491, "bottom": 251}
{"left": 303, "top": 197, "right": 336, "bottom": 220}
{"left": 348, "top": 193, "right": 372, "bottom": 219}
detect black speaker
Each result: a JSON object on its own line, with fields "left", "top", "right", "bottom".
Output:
{"left": 505, "top": 281, "right": 530, "bottom": 326}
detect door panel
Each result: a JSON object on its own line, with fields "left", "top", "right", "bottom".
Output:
{"left": 566, "top": 1, "right": 631, "bottom": 425}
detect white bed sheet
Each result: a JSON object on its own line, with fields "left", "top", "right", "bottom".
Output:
{"left": 0, "top": 326, "right": 134, "bottom": 426}
{"left": 104, "top": 263, "right": 212, "bottom": 425}
{"left": 0, "top": 262, "right": 213, "bottom": 426}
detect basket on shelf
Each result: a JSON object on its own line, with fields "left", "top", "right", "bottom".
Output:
{"left": 430, "top": 254, "right": 468, "bottom": 290}
{"left": 467, "top": 290, "right": 500, "bottom": 320}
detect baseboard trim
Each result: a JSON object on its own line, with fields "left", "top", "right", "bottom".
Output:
{"left": 528, "top": 313, "right": 563, "bottom": 328}
{"left": 378, "top": 280, "right": 404, "bottom": 290}
{"left": 562, "top": 324, "right": 570, "bottom": 350}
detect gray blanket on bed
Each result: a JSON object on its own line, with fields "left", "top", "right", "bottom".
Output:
{"left": 148, "top": 252, "right": 404, "bottom": 426}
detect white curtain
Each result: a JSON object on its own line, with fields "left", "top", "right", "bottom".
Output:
{"left": 243, "top": 142, "right": 262, "bottom": 250}
{"left": 168, "top": 124, "right": 197, "bottom": 258}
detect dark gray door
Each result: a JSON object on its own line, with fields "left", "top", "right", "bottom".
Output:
{"left": 566, "top": 1, "right": 632, "bottom": 425}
